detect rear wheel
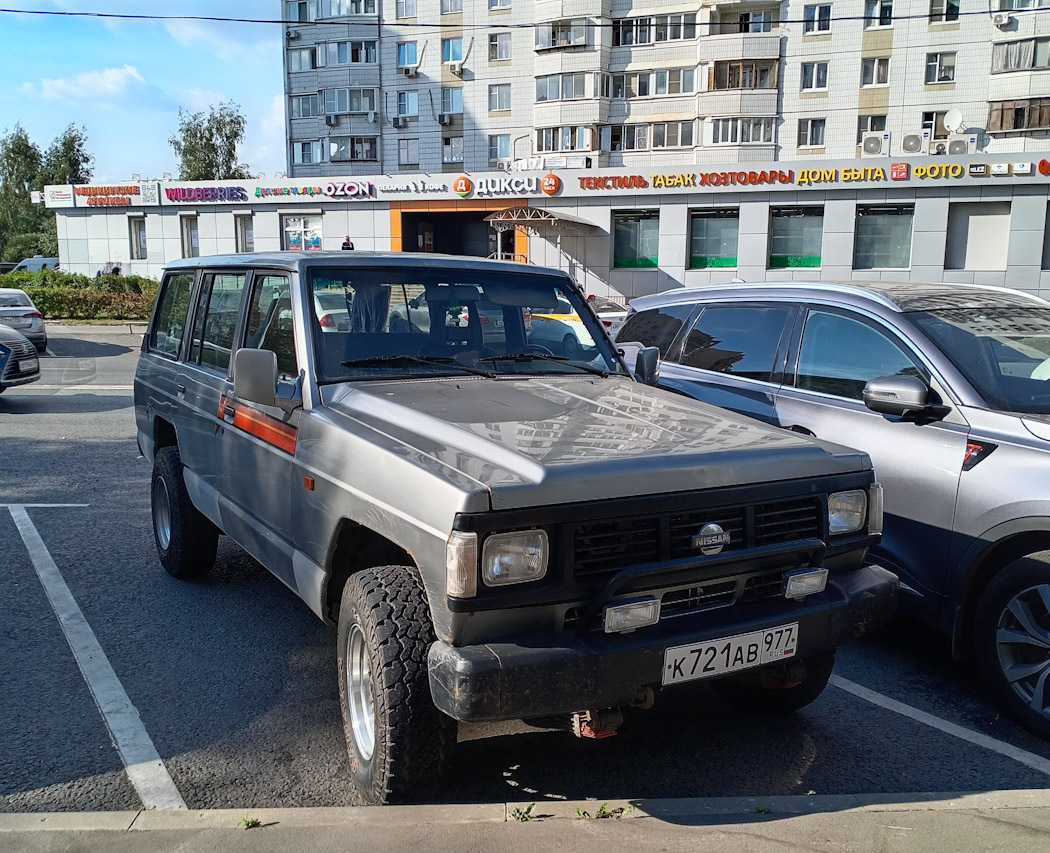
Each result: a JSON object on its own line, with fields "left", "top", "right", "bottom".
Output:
{"left": 712, "top": 650, "right": 836, "bottom": 714}
{"left": 562, "top": 334, "right": 582, "bottom": 360}
{"left": 974, "top": 554, "right": 1050, "bottom": 739}
{"left": 151, "top": 446, "right": 218, "bottom": 580}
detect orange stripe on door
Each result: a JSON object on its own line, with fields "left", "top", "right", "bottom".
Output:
{"left": 218, "top": 395, "right": 298, "bottom": 454}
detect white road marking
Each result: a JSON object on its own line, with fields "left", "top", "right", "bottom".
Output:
{"left": 831, "top": 675, "right": 1050, "bottom": 777}
{"left": 0, "top": 503, "right": 88, "bottom": 508}
{"left": 26, "top": 384, "right": 134, "bottom": 391}
{"left": 8, "top": 505, "right": 187, "bottom": 810}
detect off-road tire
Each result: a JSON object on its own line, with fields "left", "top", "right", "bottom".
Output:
{"left": 712, "top": 650, "right": 836, "bottom": 714}
{"left": 151, "top": 446, "right": 219, "bottom": 580}
{"left": 336, "top": 565, "right": 457, "bottom": 805}
{"left": 974, "top": 553, "right": 1050, "bottom": 740}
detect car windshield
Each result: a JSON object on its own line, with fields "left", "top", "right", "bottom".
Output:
{"left": 0, "top": 292, "right": 31, "bottom": 307}
{"left": 308, "top": 267, "right": 628, "bottom": 382}
{"left": 911, "top": 306, "right": 1050, "bottom": 414}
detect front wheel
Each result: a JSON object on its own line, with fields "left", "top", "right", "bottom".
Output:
{"left": 974, "top": 554, "right": 1050, "bottom": 739}
{"left": 712, "top": 650, "right": 835, "bottom": 714}
{"left": 336, "top": 565, "right": 456, "bottom": 805}
{"left": 151, "top": 446, "right": 218, "bottom": 580}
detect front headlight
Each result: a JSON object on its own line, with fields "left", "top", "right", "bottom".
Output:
{"left": 482, "top": 530, "right": 548, "bottom": 587}
{"left": 828, "top": 490, "right": 867, "bottom": 535}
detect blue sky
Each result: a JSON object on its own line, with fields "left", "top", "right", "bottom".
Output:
{"left": 0, "top": 1, "right": 286, "bottom": 182}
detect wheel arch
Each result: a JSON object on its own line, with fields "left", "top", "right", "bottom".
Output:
{"left": 153, "top": 416, "right": 178, "bottom": 453}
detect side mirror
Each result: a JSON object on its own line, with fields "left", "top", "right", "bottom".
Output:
{"left": 234, "top": 347, "right": 278, "bottom": 408}
{"left": 618, "top": 342, "right": 661, "bottom": 386}
{"left": 863, "top": 375, "right": 944, "bottom": 420}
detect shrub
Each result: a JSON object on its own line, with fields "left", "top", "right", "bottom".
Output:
{"left": 1, "top": 269, "right": 160, "bottom": 320}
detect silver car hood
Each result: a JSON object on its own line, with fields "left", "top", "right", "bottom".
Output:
{"left": 326, "top": 376, "right": 871, "bottom": 510}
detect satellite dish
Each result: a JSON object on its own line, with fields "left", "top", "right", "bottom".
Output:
{"left": 944, "top": 109, "right": 965, "bottom": 134}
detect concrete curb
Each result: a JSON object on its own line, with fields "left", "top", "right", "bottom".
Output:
{"left": 3, "top": 790, "right": 1050, "bottom": 832}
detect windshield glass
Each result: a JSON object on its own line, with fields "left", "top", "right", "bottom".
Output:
{"left": 911, "top": 306, "right": 1050, "bottom": 414}
{"left": 309, "top": 267, "right": 628, "bottom": 382}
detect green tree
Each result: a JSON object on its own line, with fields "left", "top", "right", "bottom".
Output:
{"left": 0, "top": 125, "right": 48, "bottom": 262}
{"left": 169, "top": 101, "right": 253, "bottom": 181}
{"left": 40, "top": 124, "right": 94, "bottom": 186}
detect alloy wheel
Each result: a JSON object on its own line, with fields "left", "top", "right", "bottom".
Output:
{"left": 995, "top": 583, "right": 1050, "bottom": 718}
{"left": 347, "top": 623, "right": 376, "bottom": 761}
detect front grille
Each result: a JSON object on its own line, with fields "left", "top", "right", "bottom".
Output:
{"left": 572, "top": 497, "right": 822, "bottom": 583}
{"left": 1, "top": 338, "right": 35, "bottom": 381}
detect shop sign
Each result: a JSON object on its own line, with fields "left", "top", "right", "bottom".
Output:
{"left": 74, "top": 184, "right": 141, "bottom": 207}
{"left": 541, "top": 173, "right": 561, "bottom": 195}
{"left": 1014, "top": 162, "right": 1032, "bottom": 175}
{"left": 698, "top": 169, "right": 794, "bottom": 187}
{"left": 990, "top": 163, "right": 1011, "bottom": 176}
{"left": 376, "top": 180, "right": 447, "bottom": 194}
{"left": 165, "top": 186, "right": 249, "bottom": 202}
{"left": 968, "top": 164, "right": 988, "bottom": 176}
{"left": 890, "top": 163, "right": 910, "bottom": 180}
{"left": 324, "top": 180, "right": 374, "bottom": 198}
{"left": 45, "top": 186, "right": 75, "bottom": 208}
{"left": 453, "top": 176, "right": 473, "bottom": 197}
{"left": 256, "top": 185, "right": 326, "bottom": 198}
{"left": 1040, "top": 160, "right": 1050, "bottom": 175}
{"left": 474, "top": 176, "right": 542, "bottom": 196}
{"left": 578, "top": 175, "right": 648, "bottom": 190}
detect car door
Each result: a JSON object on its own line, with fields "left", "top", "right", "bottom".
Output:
{"left": 216, "top": 270, "right": 303, "bottom": 588}
{"left": 774, "top": 305, "right": 971, "bottom": 609}
{"left": 658, "top": 301, "right": 796, "bottom": 426}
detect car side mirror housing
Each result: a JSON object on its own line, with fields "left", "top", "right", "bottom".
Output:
{"left": 863, "top": 375, "right": 946, "bottom": 420}
{"left": 234, "top": 347, "right": 278, "bottom": 408}
{"left": 618, "top": 342, "right": 661, "bottom": 386}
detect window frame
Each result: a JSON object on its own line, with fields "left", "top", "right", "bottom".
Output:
{"left": 860, "top": 57, "right": 890, "bottom": 87}
{"left": 129, "top": 216, "right": 147, "bottom": 261}
{"left": 853, "top": 204, "right": 915, "bottom": 270}
{"left": 800, "top": 61, "right": 829, "bottom": 92}
{"left": 488, "top": 83, "right": 512, "bottom": 111}
{"left": 803, "top": 4, "right": 832, "bottom": 33}
{"left": 768, "top": 206, "right": 824, "bottom": 269}
{"left": 612, "top": 209, "right": 660, "bottom": 269}
{"left": 797, "top": 117, "right": 827, "bottom": 147}
{"left": 489, "top": 32, "right": 511, "bottom": 60}
{"left": 864, "top": 0, "right": 894, "bottom": 28}
{"left": 929, "top": 0, "right": 960, "bottom": 22}
{"left": 148, "top": 271, "right": 196, "bottom": 358}
{"left": 925, "top": 52, "right": 956, "bottom": 84}
{"left": 687, "top": 208, "right": 740, "bottom": 269}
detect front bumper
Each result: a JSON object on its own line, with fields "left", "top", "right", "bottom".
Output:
{"left": 429, "top": 564, "right": 898, "bottom": 722}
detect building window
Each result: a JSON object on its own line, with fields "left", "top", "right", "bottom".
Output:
{"left": 603, "top": 124, "right": 649, "bottom": 151}
{"left": 992, "top": 39, "right": 1050, "bottom": 72}
{"left": 291, "top": 94, "right": 322, "bottom": 118}
{"left": 998, "top": 0, "right": 1049, "bottom": 9}
{"left": 235, "top": 215, "right": 254, "bottom": 253}
{"left": 282, "top": 215, "right": 322, "bottom": 252}
{"left": 325, "top": 88, "right": 376, "bottom": 114}
{"left": 288, "top": 48, "right": 313, "bottom": 71}
{"left": 537, "top": 125, "right": 590, "bottom": 152}
{"left": 490, "top": 0, "right": 510, "bottom": 8}
{"left": 612, "top": 14, "right": 697, "bottom": 45}
{"left": 329, "top": 136, "right": 378, "bottom": 161}
{"left": 945, "top": 202, "right": 1011, "bottom": 270}
{"left": 536, "top": 73, "right": 587, "bottom": 102}
{"left": 797, "top": 118, "right": 826, "bottom": 146}
{"left": 442, "top": 38, "right": 463, "bottom": 62}
{"left": 441, "top": 0, "right": 462, "bottom": 10}
{"left": 397, "top": 42, "right": 417, "bottom": 66}
{"left": 925, "top": 52, "right": 956, "bottom": 83}
{"left": 861, "top": 57, "right": 890, "bottom": 86}
{"left": 489, "top": 32, "right": 511, "bottom": 60}
{"left": 712, "top": 60, "right": 778, "bottom": 90}
{"left": 610, "top": 69, "right": 695, "bottom": 97}
{"left": 988, "top": 98, "right": 1050, "bottom": 131}
{"left": 929, "top": 0, "right": 960, "bottom": 22}
{"left": 854, "top": 205, "right": 914, "bottom": 269}
{"left": 398, "top": 138, "right": 419, "bottom": 166}
{"left": 801, "top": 61, "right": 829, "bottom": 91}
{"left": 535, "top": 19, "right": 588, "bottom": 50}
{"left": 804, "top": 4, "right": 832, "bottom": 32}
{"left": 489, "top": 83, "right": 511, "bottom": 111}
{"left": 286, "top": 1, "right": 315, "bottom": 22}
{"left": 323, "top": 40, "right": 376, "bottom": 64}
{"left": 688, "top": 209, "right": 738, "bottom": 268}
{"left": 712, "top": 117, "right": 775, "bottom": 144}
{"left": 922, "top": 110, "right": 950, "bottom": 138}
{"left": 864, "top": 0, "right": 893, "bottom": 27}
{"left": 857, "top": 114, "right": 888, "bottom": 143}
{"left": 489, "top": 134, "right": 510, "bottom": 161}
{"left": 736, "top": 10, "right": 776, "bottom": 33}
{"left": 443, "top": 136, "right": 464, "bottom": 162}
{"left": 652, "top": 121, "right": 694, "bottom": 148}
{"left": 613, "top": 211, "right": 659, "bottom": 269}
{"left": 292, "top": 140, "right": 325, "bottom": 164}
{"left": 129, "top": 217, "right": 147, "bottom": 260}
{"left": 769, "top": 207, "right": 823, "bottom": 268}
{"left": 397, "top": 91, "right": 419, "bottom": 116}
{"left": 181, "top": 216, "right": 199, "bottom": 258}
{"left": 319, "top": 0, "right": 377, "bottom": 14}
{"left": 396, "top": 0, "right": 416, "bottom": 17}
{"left": 441, "top": 87, "right": 463, "bottom": 113}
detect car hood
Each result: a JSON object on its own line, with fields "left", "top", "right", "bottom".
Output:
{"left": 326, "top": 376, "right": 871, "bottom": 510}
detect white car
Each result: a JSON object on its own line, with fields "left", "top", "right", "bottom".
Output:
{"left": 586, "top": 295, "right": 629, "bottom": 338}
{"left": 0, "top": 288, "right": 47, "bottom": 352}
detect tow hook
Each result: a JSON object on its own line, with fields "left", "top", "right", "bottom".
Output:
{"left": 571, "top": 707, "right": 623, "bottom": 739}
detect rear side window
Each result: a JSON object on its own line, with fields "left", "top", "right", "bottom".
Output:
{"left": 188, "top": 272, "right": 248, "bottom": 372}
{"left": 245, "top": 274, "right": 298, "bottom": 380}
{"left": 678, "top": 305, "right": 791, "bottom": 380}
{"left": 149, "top": 273, "right": 194, "bottom": 357}
{"left": 616, "top": 304, "right": 694, "bottom": 358}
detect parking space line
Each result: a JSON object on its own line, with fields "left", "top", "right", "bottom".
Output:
{"left": 8, "top": 505, "right": 187, "bottom": 810}
{"left": 831, "top": 675, "right": 1050, "bottom": 777}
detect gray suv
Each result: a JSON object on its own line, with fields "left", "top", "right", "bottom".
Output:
{"left": 619, "top": 281, "right": 1050, "bottom": 738}
{"left": 134, "top": 254, "right": 896, "bottom": 804}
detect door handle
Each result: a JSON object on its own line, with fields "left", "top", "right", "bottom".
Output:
{"left": 223, "top": 405, "right": 236, "bottom": 423}
{"left": 175, "top": 383, "right": 186, "bottom": 395}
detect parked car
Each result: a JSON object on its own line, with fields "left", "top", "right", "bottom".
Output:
{"left": 0, "top": 288, "right": 47, "bottom": 352}
{"left": 12, "top": 255, "right": 59, "bottom": 272}
{"left": 134, "top": 253, "right": 895, "bottom": 804}
{"left": 0, "top": 324, "right": 41, "bottom": 392}
{"left": 619, "top": 280, "right": 1050, "bottom": 738}
{"left": 314, "top": 289, "right": 351, "bottom": 332}
{"left": 587, "top": 294, "right": 629, "bottom": 337}
{"left": 529, "top": 296, "right": 596, "bottom": 358}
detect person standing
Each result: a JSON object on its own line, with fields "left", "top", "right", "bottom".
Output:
{"left": 341, "top": 236, "right": 354, "bottom": 250}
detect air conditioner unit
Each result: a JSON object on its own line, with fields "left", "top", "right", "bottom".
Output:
{"left": 324, "top": 114, "right": 338, "bottom": 127}
{"left": 448, "top": 61, "right": 464, "bottom": 76}
{"left": 366, "top": 111, "right": 376, "bottom": 123}
{"left": 948, "top": 132, "right": 978, "bottom": 155}
{"left": 930, "top": 140, "right": 949, "bottom": 156}
{"left": 391, "top": 116, "right": 406, "bottom": 128}
{"left": 992, "top": 12, "right": 1013, "bottom": 27}
{"left": 861, "top": 131, "right": 891, "bottom": 157}
{"left": 402, "top": 65, "right": 418, "bottom": 77}
{"left": 900, "top": 129, "right": 931, "bottom": 156}
{"left": 285, "top": 29, "right": 300, "bottom": 40}
{"left": 437, "top": 113, "right": 452, "bottom": 126}
{"left": 495, "top": 160, "right": 509, "bottom": 171}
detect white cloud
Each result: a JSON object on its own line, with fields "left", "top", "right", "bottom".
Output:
{"left": 179, "top": 88, "right": 228, "bottom": 113}
{"left": 33, "top": 65, "right": 145, "bottom": 102}
{"left": 241, "top": 94, "right": 287, "bottom": 177}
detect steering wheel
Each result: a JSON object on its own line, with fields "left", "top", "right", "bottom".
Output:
{"left": 515, "top": 345, "right": 555, "bottom": 356}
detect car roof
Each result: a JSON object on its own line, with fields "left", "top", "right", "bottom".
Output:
{"left": 629, "top": 281, "right": 1049, "bottom": 314}
{"left": 0, "top": 288, "right": 31, "bottom": 296}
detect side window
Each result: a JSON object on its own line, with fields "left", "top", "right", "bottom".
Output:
{"left": 148, "top": 272, "right": 194, "bottom": 357}
{"left": 796, "top": 310, "right": 929, "bottom": 399}
{"left": 679, "top": 305, "right": 791, "bottom": 380}
{"left": 616, "top": 304, "right": 694, "bottom": 358}
{"left": 189, "top": 272, "right": 248, "bottom": 372}
{"left": 245, "top": 274, "right": 299, "bottom": 380}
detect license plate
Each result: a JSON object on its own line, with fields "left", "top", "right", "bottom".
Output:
{"left": 4, "top": 318, "right": 29, "bottom": 327}
{"left": 662, "top": 623, "right": 798, "bottom": 686}
{"left": 20, "top": 357, "right": 38, "bottom": 373}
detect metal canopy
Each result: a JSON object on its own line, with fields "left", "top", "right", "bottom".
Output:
{"left": 484, "top": 206, "right": 596, "bottom": 234}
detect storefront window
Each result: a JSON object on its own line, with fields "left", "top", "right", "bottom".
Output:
{"left": 854, "top": 205, "right": 914, "bottom": 269}
{"left": 129, "top": 216, "right": 147, "bottom": 260}
{"left": 235, "top": 215, "right": 255, "bottom": 253}
{"left": 613, "top": 210, "right": 659, "bottom": 268}
{"left": 283, "top": 215, "right": 323, "bottom": 251}
{"left": 688, "top": 209, "right": 739, "bottom": 268}
{"left": 769, "top": 206, "right": 823, "bottom": 268}
{"left": 180, "top": 216, "right": 199, "bottom": 258}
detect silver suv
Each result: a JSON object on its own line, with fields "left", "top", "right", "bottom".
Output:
{"left": 134, "top": 254, "right": 896, "bottom": 803}
{"left": 619, "top": 281, "right": 1050, "bottom": 739}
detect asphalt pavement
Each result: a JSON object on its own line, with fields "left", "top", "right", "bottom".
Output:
{"left": 2, "top": 323, "right": 1050, "bottom": 851}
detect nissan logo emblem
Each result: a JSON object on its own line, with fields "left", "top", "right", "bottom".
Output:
{"left": 692, "top": 522, "right": 731, "bottom": 556}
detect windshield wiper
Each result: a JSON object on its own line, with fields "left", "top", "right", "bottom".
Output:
{"left": 480, "top": 352, "right": 610, "bottom": 377}
{"left": 340, "top": 354, "right": 496, "bottom": 378}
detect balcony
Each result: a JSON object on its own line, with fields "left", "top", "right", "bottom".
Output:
{"left": 699, "top": 89, "right": 779, "bottom": 117}
{"left": 702, "top": 33, "right": 782, "bottom": 63}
